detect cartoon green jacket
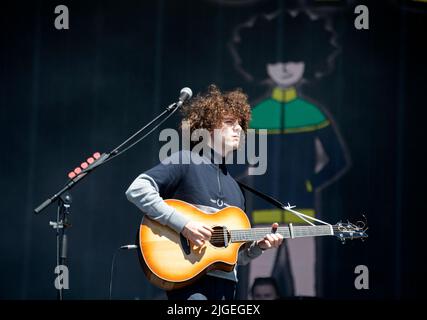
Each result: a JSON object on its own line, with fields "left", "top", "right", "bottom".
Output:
{"left": 249, "top": 87, "right": 348, "bottom": 224}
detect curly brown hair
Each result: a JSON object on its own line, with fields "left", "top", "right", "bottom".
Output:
{"left": 181, "top": 84, "right": 251, "bottom": 134}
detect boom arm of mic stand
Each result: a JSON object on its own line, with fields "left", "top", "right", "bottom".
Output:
{"left": 34, "top": 102, "right": 180, "bottom": 215}
{"left": 34, "top": 152, "right": 109, "bottom": 214}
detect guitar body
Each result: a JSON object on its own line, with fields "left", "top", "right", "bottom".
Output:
{"left": 138, "top": 199, "right": 251, "bottom": 290}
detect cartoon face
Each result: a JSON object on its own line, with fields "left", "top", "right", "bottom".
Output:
{"left": 267, "top": 62, "right": 305, "bottom": 87}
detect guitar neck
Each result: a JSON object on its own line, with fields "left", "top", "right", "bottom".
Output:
{"left": 230, "top": 225, "right": 334, "bottom": 242}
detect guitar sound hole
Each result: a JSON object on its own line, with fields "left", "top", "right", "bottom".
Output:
{"left": 210, "top": 226, "right": 231, "bottom": 248}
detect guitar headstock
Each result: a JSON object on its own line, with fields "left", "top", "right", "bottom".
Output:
{"left": 332, "top": 219, "right": 368, "bottom": 243}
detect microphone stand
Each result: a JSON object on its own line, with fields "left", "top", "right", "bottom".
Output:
{"left": 50, "top": 192, "right": 72, "bottom": 300}
{"left": 34, "top": 100, "right": 182, "bottom": 300}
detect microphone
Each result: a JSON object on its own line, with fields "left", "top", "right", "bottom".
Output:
{"left": 120, "top": 244, "right": 138, "bottom": 250}
{"left": 176, "top": 87, "right": 193, "bottom": 108}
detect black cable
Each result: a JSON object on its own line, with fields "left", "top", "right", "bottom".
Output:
{"left": 67, "top": 103, "right": 180, "bottom": 186}
{"left": 105, "top": 103, "right": 180, "bottom": 163}
{"left": 112, "top": 102, "right": 177, "bottom": 154}
{"left": 109, "top": 245, "right": 138, "bottom": 300}
{"left": 109, "top": 247, "right": 120, "bottom": 300}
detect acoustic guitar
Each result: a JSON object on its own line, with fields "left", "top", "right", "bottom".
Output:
{"left": 137, "top": 199, "right": 367, "bottom": 290}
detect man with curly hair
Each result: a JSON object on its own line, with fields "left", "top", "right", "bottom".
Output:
{"left": 125, "top": 85, "right": 283, "bottom": 300}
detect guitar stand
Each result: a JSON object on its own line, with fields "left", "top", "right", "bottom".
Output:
{"left": 49, "top": 192, "right": 72, "bottom": 300}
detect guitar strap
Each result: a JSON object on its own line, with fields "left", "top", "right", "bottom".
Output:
{"left": 236, "top": 179, "right": 287, "bottom": 211}
{"left": 236, "top": 179, "right": 331, "bottom": 226}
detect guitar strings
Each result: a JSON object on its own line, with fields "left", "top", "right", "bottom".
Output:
{"left": 208, "top": 227, "right": 336, "bottom": 237}
{"left": 206, "top": 225, "right": 362, "bottom": 245}
{"left": 207, "top": 226, "right": 353, "bottom": 241}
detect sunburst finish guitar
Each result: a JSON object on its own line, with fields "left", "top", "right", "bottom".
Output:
{"left": 137, "top": 199, "right": 367, "bottom": 290}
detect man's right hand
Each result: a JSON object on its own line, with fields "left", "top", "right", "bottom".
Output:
{"left": 182, "top": 221, "right": 213, "bottom": 247}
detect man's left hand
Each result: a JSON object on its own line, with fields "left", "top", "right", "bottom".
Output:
{"left": 256, "top": 222, "right": 284, "bottom": 250}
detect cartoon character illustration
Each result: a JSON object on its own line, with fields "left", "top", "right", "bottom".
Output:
{"left": 230, "top": 9, "right": 351, "bottom": 297}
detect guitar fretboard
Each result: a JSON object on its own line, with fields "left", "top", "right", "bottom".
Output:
{"left": 230, "top": 225, "right": 333, "bottom": 242}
